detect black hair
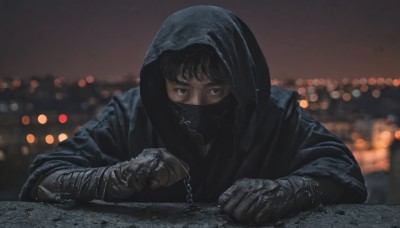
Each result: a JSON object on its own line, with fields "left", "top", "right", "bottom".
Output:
{"left": 159, "top": 44, "right": 230, "bottom": 83}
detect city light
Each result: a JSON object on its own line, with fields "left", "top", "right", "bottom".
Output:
{"left": 393, "top": 79, "right": 400, "bottom": 87}
{"left": 86, "top": 75, "right": 95, "bottom": 84}
{"left": 10, "top": 102, "right": 19, "bottom": 111}
{"left": 297, "top": 87, "right": 306, "bottom": 96}
{"left": 330, "top": 91, "right": 340, "bottom": 99}
{"left": 299, "top": 99, "right": 309, "bottom": 109}
{"left": 351, "top": 89, "right": 361, "bottom": 98}
{"left": 37, "top": 114, "right": 48, "bottom": 124}
{"left": 309, "top": 94, "right": 319, "bottom": 102}
{"left": 58, "top": 133, "right": 68, "bottom": 142}
{"left": 78, "top": 79, "right": 87, "bottom": 88}
{"left": 1, "top": 75, "right": 399, "bottom": 177}
{"left": 372, "top": 89, "right": 381, "bottom": 98}
{"left": 368, "top": 78, "right": 377, "bottom": 85}
{"left": 45, "top": 135, "right": 55, "bottom": 144}
{"left": 342, "top": 93, "right": 352, "bottom": 102}
{"left": 26, "top": 134, "right": 35, "bottom": 144}
{"left": 21, "top": 115, "right": 30, "bottom": 125}
{"left": 395, "top": 130, "right": 400, "bottom": 140}
{"left": 58, "top": 114, "right": 68, "bottom": 124}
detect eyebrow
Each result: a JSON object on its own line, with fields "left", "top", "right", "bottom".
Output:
{"left": 169, "top": 80, "right": 190, "bottom": 86}
{"left": 169, "top": 79, "right": 226, "bottom": 86}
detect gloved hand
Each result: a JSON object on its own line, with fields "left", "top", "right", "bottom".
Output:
{"left": 34, "top": 148, "right": 189, "bottom": 202}
{"left": 217, "top": 176, "right": 322, "bottom": 224}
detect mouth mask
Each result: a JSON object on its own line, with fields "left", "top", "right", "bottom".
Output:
{"left": 169, "top": 94, "right": 236, "bottom": 145}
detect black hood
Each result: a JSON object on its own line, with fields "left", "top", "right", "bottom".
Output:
{"left": 140, "top": 5, "right": 270, "bottom": 158}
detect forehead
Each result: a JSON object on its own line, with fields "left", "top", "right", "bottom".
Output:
{"left": 174, "top": 73, "right": 228, "bottom": 85}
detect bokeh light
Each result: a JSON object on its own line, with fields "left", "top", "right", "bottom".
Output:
{"left": 21, "top": 115, "right": 30, "bottom": 125}
{"left": 26, "top": 134, "right": 35, "bottom": 144}
{"left": 45, "top": 135, "right": 55, "bottom": 144}
{"left": 58, "top": 114, "right": 68, "bottom": 124}
{"left": 37, "top": 114, "right": 48, "bottom": 124}
{"left": 58, "top": 133, "right": 68, "bottom": 142}
{"left": 299, "top": 99, "right": 309, "bottom": 109}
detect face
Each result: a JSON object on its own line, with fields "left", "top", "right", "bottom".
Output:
{"left": 166, "top": 73, "right": 230, "bottom": 105}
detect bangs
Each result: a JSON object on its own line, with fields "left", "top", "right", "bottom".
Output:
{"left": 159, "top": 45, "right": 229, "bottom": 83}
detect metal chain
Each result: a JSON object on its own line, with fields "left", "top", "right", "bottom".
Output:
{"left": 169, "top": 152, "right": 199, "bottom": 212}
{"left": 183, "top": 174, "right": 199, "bottom": 211}
{"left": 183, "top": 175, "right": 194, "bottom": 206}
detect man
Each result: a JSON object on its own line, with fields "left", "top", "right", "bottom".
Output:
{"left": 20, "top": 5, "right": 367, "bottom": 224}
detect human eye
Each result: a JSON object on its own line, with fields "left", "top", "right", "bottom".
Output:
{"left": 209, "top": 87, "right": 224, "bottom": 96}
{"left": 174, "top": 88, "right": 189, "bottom": 96}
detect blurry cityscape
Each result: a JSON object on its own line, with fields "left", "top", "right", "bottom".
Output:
{"left": 0, "top": 74, "right": 399, "bottom": 201}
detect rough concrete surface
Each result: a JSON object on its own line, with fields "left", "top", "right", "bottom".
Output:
{"left": 0, "top": 201, "right": 399, "bottom": 227}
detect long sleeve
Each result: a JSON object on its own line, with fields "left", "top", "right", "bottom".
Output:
{"left": 286, "top": 100, "right": 367, "bottom": 203}
{"left": 20, "top": 88, "right": 153, "bottom": 201}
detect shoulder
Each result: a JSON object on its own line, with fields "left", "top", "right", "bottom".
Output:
{"left": 112, "top": 87, "right": 142, "bottom": 109}
{"left": 107, "top": 87, "right": 145, "bottom": 116}
{"left": 268, "top": 86, "right": 299, "bottom": 114}
{"left": 82, "top": 87, "right": 146, "bottom": 130}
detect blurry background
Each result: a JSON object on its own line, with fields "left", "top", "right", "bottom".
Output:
{"left": 0, "top": 0, "right": 399, "bottom": 202}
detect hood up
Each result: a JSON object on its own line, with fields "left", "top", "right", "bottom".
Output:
{"left": 140, "top": 5, "right": 271, "bottom": 167}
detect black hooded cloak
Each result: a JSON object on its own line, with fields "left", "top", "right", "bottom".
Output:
{"left": 20, "top": 5, "right": 367, "bottom": 203}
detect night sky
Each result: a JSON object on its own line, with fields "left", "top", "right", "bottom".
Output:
{"left": 1, "top": 0, "right": 400, "bottom": 82}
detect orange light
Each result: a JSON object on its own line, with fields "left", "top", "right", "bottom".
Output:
{"left": 21, "top": 115, "right": 30, "bottom": 125}
{"left": 372, "top": 89, "right": 381, "bottom": 98}
{"left": 368, "top": 78, "right": 377, "bottom": 85}
{"left": 78, "top": 79, "right": 87, "bottom": 88}
{"left": 297, "top": 87, "right": 307, "bottom": 96}
{"left": 342, "top": 93, "right": 352, "bottom": 101}
{"left": 58, "top": 133, "right": 68, "bottom": 142}
{"left": 395, "top": 130, "right": 400, "bottom": 140}
{"left": 26, "top": 134, "right": 35, "bottom": 144}
{"left": 299, "top": 99, "right": 309, "bottom": 109}
{"left": 45, "top": 135, "right": 55, "bottom": 144}
{"left": 37, "top": 114, "right": 48, "bottom": 124}
{"left": 393, "top": 79, "right": 400, "bottom": 87}
{"left": 58, "top": 114, "right": 68, "bottom": 124}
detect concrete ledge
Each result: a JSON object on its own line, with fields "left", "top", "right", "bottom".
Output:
{"left": 0, "top": 201, "right": 399, "bottom": 227}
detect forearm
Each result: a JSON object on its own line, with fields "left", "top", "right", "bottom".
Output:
{"left": 33, "top": 167, "right": 108, "bottom": 202}
{"left": 31, "top": 148, "right": 189, "bottom": 203}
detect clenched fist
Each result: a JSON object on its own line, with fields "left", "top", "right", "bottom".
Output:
{"left": 34, "top": 148, "right": 189, "bottom": 202}
{"left": 218, "top": 176, "right": 322, "bottom": 224}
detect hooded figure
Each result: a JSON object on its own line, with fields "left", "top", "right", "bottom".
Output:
{"left": 20, "top": 6, "right": 367, "bottom": 224}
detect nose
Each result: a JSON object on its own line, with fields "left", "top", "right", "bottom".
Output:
{"left": 188, "top": 93, "right": 206, "bottom": 105}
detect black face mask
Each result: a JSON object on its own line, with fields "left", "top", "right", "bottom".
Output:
{"left": 169, "top": 95, "right": 236, "bottom": 145}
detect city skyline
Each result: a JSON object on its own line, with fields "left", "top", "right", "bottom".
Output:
{"left": 1, "top": 0, "right": 400, "bottom": 82}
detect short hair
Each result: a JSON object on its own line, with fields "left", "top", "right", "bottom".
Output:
{"left": 159, "top": 44, "right": 229, "bottom": 83}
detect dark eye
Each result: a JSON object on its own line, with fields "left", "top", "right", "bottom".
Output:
{"left": 209, "top": 88, "right": 223, "bottom": 96}
{"left": 175, "top": 88, "right": 188, "bottom": 95}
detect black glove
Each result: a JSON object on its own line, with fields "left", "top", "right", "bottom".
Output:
{"left": 217, "top": 176, "right": 322, "bottom": 224}
{"left": 34, "top": 148, "right": 189, "bottom": 202}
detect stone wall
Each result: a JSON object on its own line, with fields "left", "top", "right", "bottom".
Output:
{"left": 1, "top": 201, "right": 399, "bottom": 227}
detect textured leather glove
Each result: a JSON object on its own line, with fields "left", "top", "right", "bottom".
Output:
{"left": 34, "top": 148, "right": 189, "bottom": 202}
{"left": 218, "top": 176, "right": 322, "bottom": 224}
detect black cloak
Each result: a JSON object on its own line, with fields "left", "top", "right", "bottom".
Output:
{"left": 20, "top": 5, "right": 367, "bottom": 203}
